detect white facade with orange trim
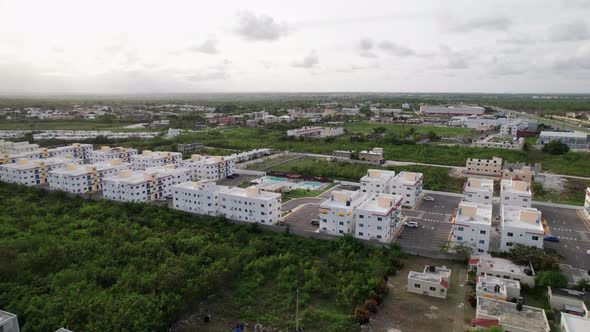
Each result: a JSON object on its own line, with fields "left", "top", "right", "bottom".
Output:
{"left": 47, "top": 159, "right": 133, "bottom": 194}
{"left": 131, "top": 150, "right": 183, "bottom": 170}
{"left": 391, "top": 171, "right": 423, "bottom": 208}
{"left": 182, "top": 154, "right": 236, "bottom": 181}
{"left": 319, "top": 190, "right": 368, "bottom": 236}
{"left": 354, "top": 193, "right": 403, "bottom": 243}
{"left": 89, "top": 146, "right": 138, "bottom": 163}
{"left": 0, "top": 157, "right": 77, "bottom": 186}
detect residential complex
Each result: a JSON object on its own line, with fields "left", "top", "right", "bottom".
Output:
{"left": 48, "top": 159, "right": 133, "bottom": 194}
{"left": 319, "top": 190, "right": 367, "bottom": 236}
{"left": 0, "top": 157, "right": 77, "bottom": 186}
{"left": 354, "top": 193, "right": 403, "bottom": 243}
{"left": 102, "top": 165, "right": 191, "bottom": 202}
{"left": 500, "top": 205, "right": 544, "bottom": 252}
{"left": 471, "top": 256, "right": 536, "bottom": 287}
{"left": 474, "top": 296, "right": 550, "bottom": 332}
{"left": 172, "top": 180, "right": 229, "bottom": 216}
{"left": 463, "top": 177, "right": 494, "bottom": 204}
{"left": 452, "top": 200, "right": 492, "bottom": 253}
{"left": 131, "top": 150, "right": 183, "bottom": 170}
{"left": 360, "top": 169, "right": 395, "bottom": 194}
{"left": 538, "top": 131, "right": 589, "bottom": 149}
{"left": 391, "top": 171, "right": 424, "bottom": 208}
{"left": 420, "top": 105, "right": 485, "bottom": 116}
{"left": 407, "top": 265, "right": 451, "bottom": 299}
{"left": 476, "top": 275, "right": 521, "bottom": 302}
{"left": 286, "top": 126, "right": 344, "bottom": 138}
{"left": 465, "top": 157, "right": 503, "bottom": 177}
{"left": 181, "top": 154, "right": 236, "bottom": 181}
{"left": 219, "top": 187, "right": 281, "bottom": 225}
{"left": 88, "top": 146, "right": 138, "bottom": 163}
{"left": 0, "top": 143, "right": 92, "bottom": 164}
{"left": 501, "top": 179, "right": 533, "bottom": 208}
{"left": 0, "top": 140, "right": 39, "bottom": 154}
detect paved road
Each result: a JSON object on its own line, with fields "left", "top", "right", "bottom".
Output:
{"left": 283, "top": 203, "right": 320, "bottom": 233}
{"left": 282, "top": 197, "right": 324, "bottom": 211}
{"left": 535, "top": 204, "right": 590, "bottom": 270}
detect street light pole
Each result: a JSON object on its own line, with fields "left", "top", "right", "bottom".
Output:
{"left": 295, "top": 288, "right": 300, "bottom": 331}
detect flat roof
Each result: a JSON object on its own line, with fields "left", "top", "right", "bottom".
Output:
{"left": 540, "top": 131, "right": 588, "bottom": 138}
{"left": 408, "top": 266, "right": 451, "bottom": 284}
{"left": 173, "top": 180, "right": 229, "bottom": 192}
{"left": 476, "top": 256, "right": 533, "bottom": 276}
{"left": 320, "top": 190, "right": 366, "bottom": 209}
{"left": 104, "top": 166, "right": 189, "bottom": 185}
{"left": 501, "top": 179, "right": 531, "bottom": 195}
{"left": 456, "top": 201, "right": 492, "bottom": 225}
{"left": 360, "top": 169, "right": 396, "bottom": 183}
{"left": 133, "top": 151, "right": 182, "bottom": 160}
{"left": 465, "top": 177, "right": 494, "bottom": 192}
{"left": 357, "top": 194, "right": 402, "bottom": 214}
{"left": 477, "top": 297, "right": 549, "bottom": 332}
{"left": 0, "top": 157, "right": 73, "bottom": 170}
{"left": 502, "top": 205, "right": 544, "bottom": 233}
{"left": 561, "top": 313, "right": 590, "bottom": 332}
{"left": 221, "top": 186, "right": 281, "bottom": 200}
{"left": 394, "top": 171, "right": 423, "bottom": 185}
{"left": 50, "top": 161, "right": 132, "bottom": 176}
{"left": 478, "top": 275, "right": 520, "bottom": 290}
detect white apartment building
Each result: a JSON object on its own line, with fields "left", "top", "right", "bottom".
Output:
{"left": 500, "top": 120, "right": 537, "bottom": 137}
{"left": 464, "top": 177, "right": 494, "bottom": 204}
{"left": 0, "top": 157, "right": 77, "bottom": 186}
{"left": 47, "top": 143, "right": 93, "bottom": 160}
{"left": 407, "top": 265, "right": 451, "bottom": 299}
{"left": 0, "top": 310, "right": 19, "bottom": 332}
{"left": 102, "top": 165, "right": 191, "bottom": 202}
{"left": 360, "top": 169, "right": 395, "bottom": 194}
{"left": 466, "top": 157, "right": 503, "bottom": 177}
{"left": 319, "top": 190, "right": 368, "bottom": 236}
{"left": 48, "top": 159, "right": 133, "bottom": 194}
{"left": 560, "top": 313, "right": 590, "bottom": 332}
{"left": 538, "top": 131, "right": 589, "bottom": 149}
{"left": 471, "top": 255, "right": 536, "bottom": 287}
{"left": 476, "top": 275, "right": 521, "bottom": 302}
{"left": 354, "top": 194, "right": 403, "bottom": 243}
{"left": 219, "top": 186, "right": 281, "bottom": 225}
{"left": 391, "top": 171, "right": 423, "bottom": 208}
{"left": 584, "top": 187, "right": 590, "bottom": 219}
{"left": 500, "top": 205, "right": 544, "bottom": 252}
{"left": 131, "top": 150, "right": 183, "bottom": 170}
{"left": 172, "top": 180, "right": 229, "bottom": 216}
{"left": 501, "top": 179, "right": 533, "bottom": 208}
{"left": 182, "top": 154, "right": 236, "bottom": 181}
{"left": 286, "top": 126, "right": 345, "bottom": 138}
{"left": 452, "top": 201, "right": 492, "bottom": 253}
{"left": 474, "top": 296, "right": 550, "bottom": 332}
{"left": 0, "top": 140, "right": 39, "bottom": 154}
{"left": 88, "top": 146, "right": 138, "bottom": 163}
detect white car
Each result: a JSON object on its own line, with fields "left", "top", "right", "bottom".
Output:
{"left": 423, "top": 196, "right": 435, "bottom": 202}
{"left": 405, "top": 221, "right": 420, "bottom": 228}
{"left": 587, "top": 249, "right": 590, "bottom": 255}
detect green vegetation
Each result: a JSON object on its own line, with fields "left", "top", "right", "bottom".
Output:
{"left": 0, "top": 182, "right": 405, "bottom": 331}
{"left": 0, "top": 120, "right": 139, "bottom": 130}
{"left": 536, "top": 271, "right": 568, "bottom": 288}
{"left": 541, "top": 140, "right": 570, "bottom": 155}
{"left": 269, "top": 158, "right": 465, "bottom": 193}
{"left": 342, "top": 122, "right": 476, "bottom": 138}
{"left": 533, "top": 179, "right": 589, "bottom": 206}
{"left": 281, "top": 184, "right": 336, "bottom": 202}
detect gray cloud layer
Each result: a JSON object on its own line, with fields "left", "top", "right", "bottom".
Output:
{"left": 235, "top": 11, "right": 289, "bottom": 41}
{"left": 548, "top": 21, "right": 590, "bottom": 41}
{"left": 293, "top": 51, "right": 319, "bottom": 68}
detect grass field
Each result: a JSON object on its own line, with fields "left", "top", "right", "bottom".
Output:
{"left": 533, "top": 178, "right": 589, "bottom": 206}
{"left": 0, "top": 120, "right": 141, "bottom": 130}
{"left": 343, "top": 122, "right": 477, "bottom": 137}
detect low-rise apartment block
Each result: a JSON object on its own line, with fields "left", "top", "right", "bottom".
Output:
{"left": 391, "top": 171, "right": 423, "bottom": 208}
{"left": 0, "top": 140, "right": 39, "bottom": 154}
{"left": 407, "top": 265, "right": 451, "bottom": 299}
{"left": 465, "top": 157, "right": 503, "bottom": 177}
{"left": 131, "top": 150, "right": 183, "bottom": 170}
{"left": 0, "top": 157, "right": 77, "bottom": 186}
{"left": 172, "top": 180, "right": 229, "bottom": 216}
{"left": 538, "top": 131, "right": 589, "bottom": 149}
{"left": 560, "top": 313, "right": 590, "bottom": 332}
{"left": 219, "top": 187, "right": 281, "bottom": 225}
{"left": 474, "top": 296, "right": 550, "bottom": 332}
{"left": 501, "top": 179, "right": 533, "bottom": 208}
{"left": 452, "top": 201, "right": 492, "bottom": 253}
{"left": 181, "top": 154, "right": 236, "bottom": 181}
{"left": 48, "top": 159, "right": 133, "bottom": 194}
{"left": 360, "top": 169, "right": 395, "bottom": 194}
{"left": 354, "top": 194, "right": 403, "bottom": 243}
{"left": 89, "top": 146, "right": 138, "bottom": 163}
{"left": 502, "top": 165, "right": 535, "bottom": 184}
{"left": 286, "top": 126, "right": 344, "bottom": 138}
{"left": 0, "top": 310, "right": 19, "bottom": 332}
{"left": 102, "top": 165, "right": 191, "bottom": 202}
{"left": 46, "top": 143, "right": 93, "bottom": 160}
{"left": 476, "top": 275, "right": 521, "bottom": 301}
{"left": 319, "top": 190, "right": 367, "bottom": 236}
{"left": 463, "top": 177, "right": 494, "bottom": 204}
{"left": 548, "top": 287, "right": 589, "bottom": 318}
{"left": 471, "top": 255, "right": 536, "bottom": 287}
{"left": 358, "top": 147, "right": 384, "bottom": 164}
{"left": 500, "top": 205, "right": 544, "bottom": 252}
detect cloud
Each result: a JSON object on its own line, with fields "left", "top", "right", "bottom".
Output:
{"left": 489, "top": 57, "right": 527, "bottom": 76}
{"left": 292, "top": 51, "right": 319, "bottom": 68}
{"left": 188, "top": 39, "right": 219, "bottom": 54}
{"left": 185, "top": 71, "right": 229, "bottom": 81}
{"left": 235, "top": 11, "right": 289, "bottom": 41}
{"left": 358, "top": 38, "right": 377, "bottom": 58}
{"left": 444, "top": 15, "right": 512, "bottom": 32}
{"left": 436, "top": 45, "right": 474, "bottom": 69}
{"left": 548, "top": 21, "right": 590, "bottom": 41}
{"left": 377, "top": 41, "right": 415, "bottom": 57}
{"left": 561, "top": 0, "right": 590, "bottom": 8}
{"left": 552, "top": 45, "right": 590, "bottom": 71}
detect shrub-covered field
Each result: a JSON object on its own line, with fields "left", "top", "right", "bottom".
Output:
{"left": 0, "top": 182, "right": 404, "bottom": 332}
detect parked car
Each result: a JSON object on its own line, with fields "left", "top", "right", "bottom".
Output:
{"left": 423, "top": 196, "right": 435, "bottom": 202}
{"left": 544, "top": 235, "right": 560, "bottom": 242}
{"left": 404, "top": 221, "right": 419, "bottom": 228}
{"left": 311, "top": 219, "right": 320, "bottom": 226}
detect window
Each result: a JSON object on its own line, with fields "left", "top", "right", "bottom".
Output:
{"left": 377, "top": 226, "right": 382, "bottom": 230}
{"left": 480, "top": 230, "right": 486, "bottom": 234}
{"left": 506, "top": 242, "right": 513, "bottom": 247}
{"left": 457, "top": 236, "right": 463, "bottom": 241}
{"left": 358, "top": 223, "right": 364, "bottom": 227}
{"left": 339, "top": 221, "right": 344, "bottom": 225}
{"left": 358, "top": 232, "right": 363, "bottom": 236}
{"left": 414, "top": 283, "right": 421, "bottom": 288}
{"left": 507, "top": 232, "right": 513, "bottom": 237}
{"left": 532, "top": 236, "right": 539, "bottom": 241}
{"left": 377, "top": 217, "right": 382, "bottom": 221}
{"left": 359, "top": 215, "right": 364, "bottom": 219}
{"left": 479, "top": 240, "right": 485, "bottom": 244}
{"left": 429, "top": 287, "right": 436, "bottom": 291}
{"left": 458, "top": 227, "right": 464, "bottom": 231}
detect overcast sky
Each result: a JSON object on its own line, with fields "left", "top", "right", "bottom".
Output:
{"left": 1, "top": 0, "right": 590, "bottom": 94}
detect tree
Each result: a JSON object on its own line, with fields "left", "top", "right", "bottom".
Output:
{"left": 574, "top": 278, "right": 590, "bottom": 292}
{"left": 536, "top": 270, "right": 568, "bottom": 288}
{"left": 542, "top": 140, "right": 570, "bottom": 155}
{"left": 372, "top": 126, "right": 387, "bottom": 134}
{"left": 426, "top": 130, "right": 440, "bottom": 141}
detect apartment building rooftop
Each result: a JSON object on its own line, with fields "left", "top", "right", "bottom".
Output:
{"left": 501, "top": 179, "right": 532, "bottom": 195}
{"left": 105, "top": 165, "right": 188, "bottom": 185}
{"left": 185, "top": 154, "right": 234, "bottom": 164}
{"left": 477, "top": 275, "right": 521, "bottom": 292}
{"left": 321, "top": 190, "right": 366, "bottom": 209}
{"left": 465, "top": 178, "right": 494, "bottom": 192}
{"left": 539, "top": 131, "right": 588, "bottom": 138}
{"left": 3, "top": 157, "right": 75, "bottom": 170}
{"left": 456, "top": 201, "right": 492, "bottom": 225}
{"left": 357, "top": 193, "right": 402, "bottom": 214}
{"left": 561, "top": 313, "right": 590, "bottom": 332}
{"left": 395, "top": 171, "right": 423, "bottom": 185}
{"left": 476, "top": 296, "right": 549, "bottom": 332}
{"left": 134, "top": 150, "right": 181, "bottom": 159}
{"left": 222, "top": 186, "right": 281, "bottom": 200}
{"left": 360, "top": 169, "right": 396, "bottom": 183}
{"left": 502, "top": 205, "right": 543, "bottom": 233}
{"left": 408, "top": 265, "right": 451, "bottom": 287}
{"left": 174, "top": 179, "right": 229, "bottom": 192}
{"left": 50, "top": 159, "right": 131, "bottom": 176}
{"left": 472, "top": 255, "right": 534, "bottom": 276}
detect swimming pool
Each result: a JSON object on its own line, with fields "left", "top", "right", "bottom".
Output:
{"left": 298, "top": 181, "right": 324, "bottom": 189}
{"left": 263, "top": 176, "right": 289, "bottom": 183}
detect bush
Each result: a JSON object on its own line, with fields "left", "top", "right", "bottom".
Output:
{"left": 542, "top": 140, "right": 570, "bottom": 155}
{"left": 354, "top": 306, "right": 371, "bottom": 324}
{"left": 536, "top": 270, "right": 568, "bottom": 288}
{"left": 363, "top": 299, "right": 378, "bottom": 314}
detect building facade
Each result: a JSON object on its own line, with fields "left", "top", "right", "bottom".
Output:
{"left": 452, "top": 201, "right": 492, "bottom": 253}
{"left": 319, "top": 190, "right": 367, "bottom": 236}
{"left": 476, "top": 275, "right": 521, "bottom": 302}
{"left": 472, "top": 255, "right": 536, "bottom": 287}
{"left": 172, "top": 180, "right": 229, "bottom": 216}
{"left": 0, "top": 157, "right": 76, "bottom": 186}
{"left": 88, "top": 146, "right": 138, "bottom": 163}
{"left": 466, "top": 157, "right": 503, "bottom": 177}
{"left": 500, "top": 205, "right": 544, "bottom": 252}
{"left": 131, "top": 150, "right": 183, "bottom": 170}
{"left": 48, "top": 159, "right": 133, "bottom": 194}
{"left": 391, "top": 172, "right": 423, "bottom": 208}
{"left": 286, "top": 126, "right": 344, "bottom": 138}
{"left": 501, "top": 179, "right": 533, "bottom": 208}
{"left": 182, "top": 154, "right": 236, "bottom": 181}
{"left": 420, "top": 105, "right": 485, "bottom": 116}
{"left": 538, "top": 131, "right": 589, "bottom": 149}
{"left": 584, "top": 187, "right": 590, "bottom": 219}
{"left": 407, "top": 265, "right": 451, "bottom": 299}
{"left": 502, "top": 166, "right": 535, "bottom": 184}
{"left": 219, "top": 187, "right": 281, "bottom": 225}
{"left": 360, "top": 169, "right": 395, "bottom": 195}
{"left": 464, "top": 177, "right": 494, "bottom": 204}
{"left": 354, "top": 194, "right": 403, "bottom": 243}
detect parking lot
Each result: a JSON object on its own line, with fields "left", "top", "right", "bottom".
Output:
{"left": 535, "top": 204, "right": 590, "bottom": 270}
{"left": 282, "top": 203, "right": 321, "bottom": 233}
{"left": 395, "top": 193, "right": 462, "bottom": 253}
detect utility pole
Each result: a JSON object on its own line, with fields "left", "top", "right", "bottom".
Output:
{"left": 295, "top": 288, "right": 300, "bottom": 331}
